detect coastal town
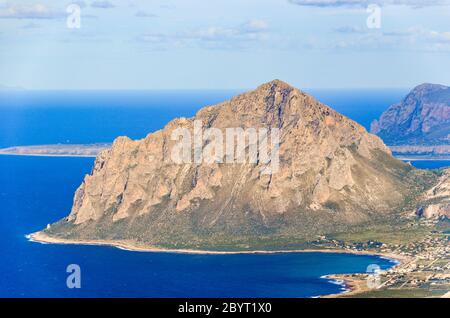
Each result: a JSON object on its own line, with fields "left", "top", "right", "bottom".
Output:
{"left": 316, "top": 217, "right": 450, "bottom": 297}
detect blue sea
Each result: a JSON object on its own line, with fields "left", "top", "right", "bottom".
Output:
{"left": 0, "top": 89, "right": 447, "bottom": 298}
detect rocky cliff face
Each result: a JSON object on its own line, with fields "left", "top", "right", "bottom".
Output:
{"left": 419, "top": 169, "right": 450, "bottom": 219}
{"left": 44, "top": 80, "right": 429, "bottom": 248}
{"left": 371, "top": 83, "right": 450, "bottom": 145}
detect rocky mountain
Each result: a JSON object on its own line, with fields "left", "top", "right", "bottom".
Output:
{"left": 0, "top": 144, "right": 110, "bottom": 157}
{"left": 418, "top": 169, "right": 450, "bottom": 219}
{"left": 371, "top": 83, "right": 450, "bottom": 146}
{"left": 41, "top": 80, "right": 433, "bottom": 249}
{"left": 389, "top": 145, "right": 450, "bottom": 158}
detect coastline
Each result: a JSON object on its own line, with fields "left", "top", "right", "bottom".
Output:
{"left": 395, "top": 156, "right": 450, "bottom": 161}
{"left": 27, "top": 232, "right": 406, "bottom": 258}
{"left": 0, "top": 153, "right": 97, "bottom": 158}
{"left": 321, "top": 274, "right": 371, "bottom": 298}
{"left": 28, "top": 231, "right": 406, "bottom": 298}
{"left": 322, "top": 255, "right": 407, "bottom": 298}
{"left": 4, "top": 153, "right": 450, "bottom": 161}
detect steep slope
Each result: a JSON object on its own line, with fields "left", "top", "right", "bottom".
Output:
{"left": 371, "top": 83, "right": 450, "bottom": 146}
{"left": 418, "top": 169, "right": 450, "bottom": 219}
{"left": 41, "top": 80, "right": 430, "bottom": 249}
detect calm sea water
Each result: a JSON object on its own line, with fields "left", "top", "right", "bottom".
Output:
{"left": 407, "top": 160, "right": 450, "bottom": 169}
{"left": 0, "top": 89, "right": 406, "bottom": 148}
{"left": 0, "top": 89, "right": 443, "bottom": 297}
{"left": 0, "top": 155, "right": 397, "bottom": 297}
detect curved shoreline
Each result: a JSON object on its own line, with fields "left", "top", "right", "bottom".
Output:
{"left": 27, "top": 231, "right": 405, "bottom": 298}
{"left": 397, "top": 157, "right": 450, "bottom": 161}
{"left": 0, "top": 153, "right": 97, "bottom": 158}
{"left": 27, "top": 232, "right": 405, "bottom": 259}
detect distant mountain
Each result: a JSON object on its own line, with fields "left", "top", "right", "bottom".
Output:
{"left": 0, "top": 144, "right": 110, "bottom": 157}
{"left": 420, "top": 169, "right": 450, "bottom": 219}
{"left": 38, "top": 80, "right": 433, "bottom": 250}
{"left": 371, "top": 83, "right": 450, "bottom": 146}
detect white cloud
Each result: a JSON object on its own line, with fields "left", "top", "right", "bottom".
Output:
{"left": 135, "top": 10, "right": 157, "bottom": 18}
{"left": 289, "top": 0, "right": 450, "bottom": 8}
{"left": 91, "top": 1, "right": 115, "bottom": 9}
{"left": 334, "top": 25, "right": 367, "bottom": 33}
{"left": 0, "top": 4, "right": 64, "bottom": 19}
{"left": 241, "top": 20, "right": 269, "bottom": 32}
{"left": 137, "top": 20, "right": 270, "bottom": 50}
{"left": 326, "top": 25, "right": 450, "bottom": 51}
{"left": 22, "top": 22, "right": 41, "bottom": 29}
{"left": 68, "top": 1, "right": 87, "bottom": 9}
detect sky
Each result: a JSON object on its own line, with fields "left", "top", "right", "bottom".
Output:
{"left": 0, "top": 0, "right": 449, "bottom": 90}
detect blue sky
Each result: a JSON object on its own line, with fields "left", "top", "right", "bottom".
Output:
{"left": 0, "top": 0, "right": 449, "bottom": 89}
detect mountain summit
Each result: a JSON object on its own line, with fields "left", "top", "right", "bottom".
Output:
{"left": 371, "top": 83, "right": 450, "bottom": 145}
{"left": 40, "top": 80, "right": 429, "bottom": 249}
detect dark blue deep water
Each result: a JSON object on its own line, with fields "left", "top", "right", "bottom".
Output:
{"left": 407, "top": 160, "right": 450, "bottom": 169}
{"left": 0, "top": 155, "right": 398, "bottom": 297}
{"left": 0, "top": 90, "right": 239, "bottom": 148}
{"left": 0, "top": 89, "right": 432, "bottom": 297}
{"left": 0, "top": 89, "right": 406, "bottom": 148}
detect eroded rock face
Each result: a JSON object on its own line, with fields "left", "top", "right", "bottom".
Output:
{"left": 371, "top": 83, "right": 450, "bottom": 145}
{"left": 421, "top": 169, "right": 450, "bottom": 219}
{"left": 423, "top": 204, "right": 450, "bottom": 219}
{"left": 427, "top": 169, "right": 450, "bottom": 200}
{"left": 45, "top": 80, "right": 424, "bottom": 246}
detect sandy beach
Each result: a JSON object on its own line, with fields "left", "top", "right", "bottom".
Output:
{"left": 28, "top": 231, "right": 405, "bottom": 259}
{"left": 28, "top": 231, "right": 407, "bottom": 298}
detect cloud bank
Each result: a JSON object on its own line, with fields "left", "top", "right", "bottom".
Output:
{"left": 326, "top": 25, "right": 450, "bottom": 51}
{"left": 289, "top": 0, "right": 450, "bottom": 8}
{"left": 91, "top": 1, "right": 115, "bottom": 9}
{"left": 135, "top": 10, "right": 157, "bottom": 18}
{"left": 137, "top": 20, "right": 269, "bottom": 50}
{"left": 0, "top": 4, "right": 64, "bottom": 19}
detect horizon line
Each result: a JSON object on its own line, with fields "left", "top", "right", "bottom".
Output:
{"left": 0, "top": 86, "right": 414, "bottom": 92}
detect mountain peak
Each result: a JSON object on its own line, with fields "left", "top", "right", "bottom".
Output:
{"left": 372, "top": 83, "right": 450, "bottom": 145}
{"left": 41, "top": 80, "right": 418, "bottom": 249}
{"left": 410, "top": 83, "right": 449, "bottom": 95}
{"left": 255, "top": 79, "right": 297, "bottom": 94}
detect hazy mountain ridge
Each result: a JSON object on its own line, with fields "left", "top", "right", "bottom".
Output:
{"left": 41, "top": 80, "right": 436, "bottom": 249}
{"left": 0, "top": 144, "right": 110, "bottom": 157}
{"left": 371, "top": 83, "right": 450, "bottom": 146}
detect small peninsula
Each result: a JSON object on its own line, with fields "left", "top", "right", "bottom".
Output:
{"left": 0, "top": 144, "right": 111, "bottom": 157}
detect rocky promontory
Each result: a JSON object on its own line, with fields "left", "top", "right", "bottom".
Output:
{"left": 371, "top": 83, "right": 450, "bottom": 146}
{"left": 38, "top": 80, "right": 437, "bottom": 249}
